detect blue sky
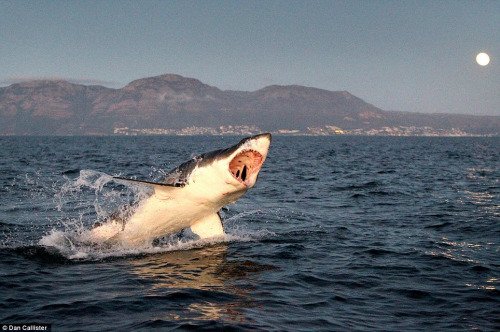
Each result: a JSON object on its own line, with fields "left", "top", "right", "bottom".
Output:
{"left": 0, "top": 0, "right": 498, "bottom": 115}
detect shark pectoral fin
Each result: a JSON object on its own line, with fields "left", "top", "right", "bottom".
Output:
{"left": 113, "top": 176, "right": 182, "bottom": 200}
{"left": 113, "top": 176, "right": 184, "bottom": 188}
{"left": 190, "top": 213, "right": 224, "bottom": 239}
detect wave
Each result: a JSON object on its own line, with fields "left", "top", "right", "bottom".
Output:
{"left": 2, "top": 245, "right": 70, "bottom": 264}
{"left": 331, "top": 180, "right": 382, "bottom": 191}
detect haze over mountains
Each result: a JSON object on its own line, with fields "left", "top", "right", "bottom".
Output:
{"left": 0, "top": 74, "right": 498, "bottom": 135}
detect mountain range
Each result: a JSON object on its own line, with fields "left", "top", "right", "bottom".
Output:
{"left": 0, "top": 74, "right": 498, "bottom": 135}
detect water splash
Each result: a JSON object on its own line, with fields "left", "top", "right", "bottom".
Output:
{"left": 36, "top": 169, "right": 275, "bottom": 261}
{"left": 38, "top": 225, "right": 274, "bottom": 261}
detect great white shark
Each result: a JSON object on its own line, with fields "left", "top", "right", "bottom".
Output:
{"left": 90, "top": 133, "right": 271, "bottom": 246}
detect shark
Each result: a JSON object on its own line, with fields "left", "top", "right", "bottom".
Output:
{"left": 89, "top": 133, "right": 271, "bottom": 246}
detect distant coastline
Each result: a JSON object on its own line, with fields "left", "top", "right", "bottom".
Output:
{"left": 1, "top": 74, "right": 499, "bottom": 136}
{"left": 0, "top": 125, "right": 497, "bottom": 137}
{"left": 110, "top": 125, "right": 499, "bottom": 137}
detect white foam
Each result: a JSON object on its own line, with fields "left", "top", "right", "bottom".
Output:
{"left": 38, "top": 169, "right": 276, "bottom": 261}
{"left": 39, "top": 227, "right": 274, "bottom": 261}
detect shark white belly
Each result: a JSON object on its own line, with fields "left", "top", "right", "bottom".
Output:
{"left": 90, "top": 133, "right": 271, "bottom": 246}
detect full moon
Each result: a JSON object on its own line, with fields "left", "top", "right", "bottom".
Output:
{"left": 476, "top": 52, "right": 490, "bottom": 66}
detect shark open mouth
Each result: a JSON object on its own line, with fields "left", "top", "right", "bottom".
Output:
{"left": 229, "top": 149, "right": 263, "bottom": 184}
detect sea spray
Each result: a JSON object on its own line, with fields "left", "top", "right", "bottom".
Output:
{"left": 37, "top": 170, "right": 275, "bottom": 260}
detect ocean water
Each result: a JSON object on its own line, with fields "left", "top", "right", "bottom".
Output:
{"left": 0, "top": 135, "right": 498, "bottom": 331}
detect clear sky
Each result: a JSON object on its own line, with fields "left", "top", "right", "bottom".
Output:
{"left": 0, "top": 0, "right": 498, "bottom": 115}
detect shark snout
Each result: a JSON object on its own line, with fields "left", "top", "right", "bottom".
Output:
{"left": 251, "top": 132, "right": 272, "bottom": 141}
{"left": 247, "top": 133, "right": 272, "bottom": 157}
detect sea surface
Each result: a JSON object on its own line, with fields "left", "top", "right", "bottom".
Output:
{"left": 0, "top": 135, "right": 498, "bottom": 331}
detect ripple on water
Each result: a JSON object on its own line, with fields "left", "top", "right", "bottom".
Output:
{"left": 0, "top": 136, "right": 499, "bottom": 330}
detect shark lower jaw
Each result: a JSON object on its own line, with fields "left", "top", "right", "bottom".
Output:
{"left": 229, "top": 149, "right": 264, "bottom": 186}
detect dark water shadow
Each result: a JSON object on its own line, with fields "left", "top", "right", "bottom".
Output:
{"left": 127, "top": 243, "right": 275, "bottom": 324}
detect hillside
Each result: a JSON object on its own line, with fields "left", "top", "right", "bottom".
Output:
{"left": 0, "top": 74, "right": 498, "bottom": 135}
